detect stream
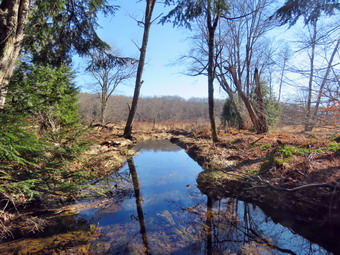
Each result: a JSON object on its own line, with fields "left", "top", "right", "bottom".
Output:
{"left": 0, "top": 140, "right": 338, "bottom": 254}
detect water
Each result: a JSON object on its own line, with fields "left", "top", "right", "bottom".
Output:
{"left": 0, "top": 140, "right": 337, "bottom": 254}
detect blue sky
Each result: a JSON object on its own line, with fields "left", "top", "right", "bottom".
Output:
{"left": 74, "top": 0, "right": 227, "bottom": 99}
{"left": 74, "top": 0, "right": 325, "bottom": 101}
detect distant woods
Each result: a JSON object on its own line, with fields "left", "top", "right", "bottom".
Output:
{"left": 79, "top": 93, "right": 224, "bottom": 124}
{"left": 78, "top": 93, "right": 333, "bottom": 127}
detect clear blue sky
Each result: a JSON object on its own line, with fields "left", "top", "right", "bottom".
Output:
{"left": 74, "top": 0, "right": 227, "bottom": 99}
{"left": 74, "top": 0, "right": 314, "bottom": 101}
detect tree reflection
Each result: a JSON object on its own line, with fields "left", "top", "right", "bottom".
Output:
{"left": 133, "top": 140, "right": 181, "bottom": 152}
{"left": 196, "top": 197, "right": 328, "bottom": 255}
{"left": 205, "top": 196, "right": 213, "bottom": 255}
{"left": 127, "top": 158, "right": 150, "bottom": 255}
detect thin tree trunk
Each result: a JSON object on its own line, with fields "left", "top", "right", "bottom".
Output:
{"left": 305, "top": 22, "right": 317, "bottom": 131}
{"left": 245, "top": 44, "right": 251, "bottom": 96}
{"left": 278, "top": 55, "right": 287, "bottom": 103}
{"left": 0, "top": 0, "right": 30, "bottom": 110}
{"left": 124, "top": 0, "right": 156, "bottom": 139}
{"left": 309, "top": 38, "right": 340, "bottom": 130}
{"left": 207, "top": 0, "right": 219, "bottom": 143}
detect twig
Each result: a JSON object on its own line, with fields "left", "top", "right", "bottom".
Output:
{"left": 250, "top": 136, "right": 264, "bottom": 146}
{"left": 151, "top": 13, "right": 163, "bottom": 24}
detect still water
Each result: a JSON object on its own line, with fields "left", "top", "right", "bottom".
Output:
{"left": 0, "top": 140, "right": 337, "bottom": 254}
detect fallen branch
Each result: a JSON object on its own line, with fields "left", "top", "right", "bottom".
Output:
{"left": 250, "top": 136, "right": 264, "bottom": 146}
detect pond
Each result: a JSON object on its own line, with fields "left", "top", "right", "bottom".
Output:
{"left": 0, "top": 140, "right": 337, "bottom": 254}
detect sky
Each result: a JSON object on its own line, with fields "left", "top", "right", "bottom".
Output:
{"left": 73, "top": 0, "right": 330, "bottom": 101}
{"left": 74, "top": 0, "right": 219, "bottom": 99}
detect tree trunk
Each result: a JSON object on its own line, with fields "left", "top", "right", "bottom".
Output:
{"left": 254, "top": 68, "right": 268, "bottom": 133}
{"left": 216, "top": 67, "right": 244, "bottom": 129}
{"left": 0, "top": 0, "right": 30, "bottom": 109}
{"left": 278, "top": 56, "right": 287, "bottom": 103}
{"left": 309, "top": 39, "right": 340, "bottom": 130}
{"left": 245, "top": 43, "right": 251, "bottom": 96}
{"left": 100, "top": 99, "right": 106, "bottom": 124}
{"left": 124, "top": 0, "right": 156, "bottom": 139}
{"left": 304, "top": 22, "right": 317, "bottom": 131}
{"left": 227, "top": 66, "right": 265, "bottom": 133}
{"left": 100, "top": 82, "right": 107, "bottom": 124}
{"left": 206, "top": 0, "right": 219, "bottom": 143}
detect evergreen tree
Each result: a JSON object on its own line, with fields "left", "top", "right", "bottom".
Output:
{"left": 22, "top": 0, "right": 118, "bottom": 67}
{"left": 251, "top": 82, "right": 281, "bottom": 128}
{"left": 272, "top": 0, "right": 339, "bottom": 25}
{"left": 8, "top": 64, "right": 79, "bottom": 133}
{"left": 221, "top": 98, "right": 243, "bottom": 129}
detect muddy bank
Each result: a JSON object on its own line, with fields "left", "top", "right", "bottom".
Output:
{"left": 170, "top": 132, "right": 340, "bottom": 225}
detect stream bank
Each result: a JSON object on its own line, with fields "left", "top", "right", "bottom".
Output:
{"left": 1, "top": 139, "right": 335, "bottom": 254}
{"left": 0, "top": 126, "right": 172, "bottom": 241}
{"left": 169, "top": 129, "right": 340, "bottom": 226}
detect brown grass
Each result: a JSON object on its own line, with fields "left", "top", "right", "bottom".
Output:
{"left": 132, "top": 121, "right": 211, "bottom": 132}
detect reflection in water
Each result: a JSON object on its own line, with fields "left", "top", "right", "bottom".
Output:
{"left": 0, "top": 140, "right": 337, "bottom": 254}
{"left": 128, "top": 158, "right": 150, "bottom": 255}
{"left": 199, "top": 198, "right": 299, "bottom": 255}
{"left": 205, "top": 196, "right": 213, "bottom": 255}
{"left": 132, "top": 140, "right": 181, "bottom": 152}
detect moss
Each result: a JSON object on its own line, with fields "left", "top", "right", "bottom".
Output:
{"left": 279, "top": 145, "right": 323, "bottom": 158}
{"left": 326, "top": 142, "right": 340, "bottom": 152}
{"left": 275, "top": 158, "right": 292, "bottom": 166}
{"left": 260, "top": 144, "right": 271, "bottom": 150}
{"left": 245, "top": 168, "right": 260, "bottom": 175}
{"left": 200, "top": 170, "right": 240, "bottom": 182}
{"left": 120, "top": 149, "right": 136, "bottom": 157}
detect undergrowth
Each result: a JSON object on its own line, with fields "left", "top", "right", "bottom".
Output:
{"left": 0, "top": 113, "right": 90, "bottom": 211}
{"left": 261, "top": 142, "right": 339, "bottom": 174}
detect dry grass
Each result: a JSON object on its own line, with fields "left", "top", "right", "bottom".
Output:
{"left": 171, "top": 125, "right": 339, "bottom": 187}
{"left": 275, "top": 125, "right": 339, "bottom": 140}
{"left": 133, "top": 121, "right": 211, "bottom": 132}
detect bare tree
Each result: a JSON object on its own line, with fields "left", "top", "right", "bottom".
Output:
{"left": 310, "top": 38, "right": 340, "bottom": 129}
{"left": 124, "top": 0, "right": 157, "bottom": 139}
{"left": 87, "top": 49, "right": 136, "bottom": 124}
{"left": 276, "top": 44, "right": 291, "bottom": 103}
{"left": 162, "top": 0, "right": 232, "bottom": 142}
{"left": 291, "top": 19, "right": 340, "bottom": 131}
{"left": 217, "top": 0, "right": 275, "bottom": 133}
{"left": 0, "top": 0, "right": 30, "bottom": 109}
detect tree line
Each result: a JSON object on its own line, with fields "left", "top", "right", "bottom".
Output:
{"left": 79, "top": 93, "right": 225, "bottom": 123}
{"left": 79, "top": 93, "right": 337, "bottom": 128}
